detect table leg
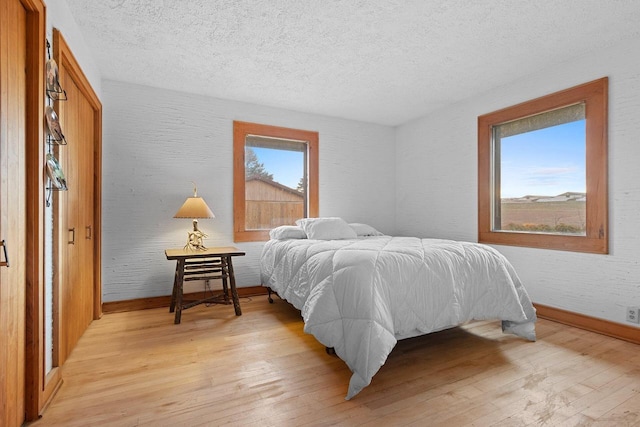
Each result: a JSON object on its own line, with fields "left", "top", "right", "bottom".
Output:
{"left": 174, "top": 259, "right": 186, "bottom": 324}
{"left": 169, "top": 261, "right": 179, "bottom": 313}
{"left": 227, "top": 256, "right": 242, "bottom": 316}
{"left": 221, "top": 257, "right": 230, "bottom": 304}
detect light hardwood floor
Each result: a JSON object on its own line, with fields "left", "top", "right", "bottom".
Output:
{"left": 30, "top": 297, "right": 640, "bottom": 426}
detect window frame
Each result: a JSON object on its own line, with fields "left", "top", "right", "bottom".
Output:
{"left": 233, "top": 121, "right": 319, "bottom": 242}
{"left": 478, "top": 78, "right": 608, "bottom": 254}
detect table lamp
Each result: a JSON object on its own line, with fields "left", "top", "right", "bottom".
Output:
{"left": 174, "top": 183, "right": 215, "bottom": 250}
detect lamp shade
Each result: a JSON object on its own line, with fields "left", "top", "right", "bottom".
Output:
{"left": 173, "top": 197, "right": 215, "bottom": 219}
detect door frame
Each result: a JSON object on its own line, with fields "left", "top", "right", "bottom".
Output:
{"left": 22, "top": 0, "right": 49, "bottom": 421}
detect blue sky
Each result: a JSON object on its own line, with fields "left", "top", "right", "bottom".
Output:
{"left": 252, "top": 120, "right": 586, "bottom": 197}
{"left": 500, "top": 120, "right": 586, "bottom": 198}
{"left": 252, "top": 147, "right": 304, "bottom": 189}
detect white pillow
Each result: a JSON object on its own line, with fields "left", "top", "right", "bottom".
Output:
{"left": 269, "top": 225, "right": 307, "bottom": 240}
{"left": 295, "top": 217, "right": 358, "bottom": 240}
{"left": 349, "top": 223, "right": 384, "bottom": 237}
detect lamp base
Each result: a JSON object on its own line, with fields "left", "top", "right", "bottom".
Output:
{"left": 184, "top": 219, "right": 208, "bottom": 251}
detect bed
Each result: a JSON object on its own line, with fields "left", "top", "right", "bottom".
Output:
{"left": 260, "top": 218, "right": 537, "bottom": 400}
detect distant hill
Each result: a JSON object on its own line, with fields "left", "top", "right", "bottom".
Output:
{"left": 502, "top": 192, "right": 586, "bottom": 203}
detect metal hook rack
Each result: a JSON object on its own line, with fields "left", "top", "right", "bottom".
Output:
{"left": 44, "top": 38, "right": 69, "bottom": 207}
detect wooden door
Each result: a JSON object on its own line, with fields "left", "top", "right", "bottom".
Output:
{"left": 55, "top": 42, "right": 97, "bottom": 364}
{"left": 0, "top": 0, "right": 27, "bottom": 424}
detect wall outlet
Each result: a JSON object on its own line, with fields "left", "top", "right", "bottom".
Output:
{"left": 627, "top": 306, "right": 640, "bottom": 324}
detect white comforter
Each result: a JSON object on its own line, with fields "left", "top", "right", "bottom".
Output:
{"left": 260, "top": 236, "right": 536, "bottom": 399}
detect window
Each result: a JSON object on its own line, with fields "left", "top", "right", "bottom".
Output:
{"left": 233, "top": 121, "right": 318, "bottom": 242}
{"left": 478, "top": 78, "right": 608, "bottom": 253}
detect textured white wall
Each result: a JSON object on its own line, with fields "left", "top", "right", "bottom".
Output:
{"left": 102, "top": 80, "right": 395, "bottom": 302}
{"left": 396, "top": 36, "right": 640, "bottom": 327}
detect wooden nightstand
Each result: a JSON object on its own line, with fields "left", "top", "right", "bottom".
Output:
{"left": 165, "top": 246, "right": 245, "bottom": 324}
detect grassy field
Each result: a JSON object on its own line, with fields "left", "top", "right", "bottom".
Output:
{"left": 500, "top": 201, "right": 586, "bottom": 234}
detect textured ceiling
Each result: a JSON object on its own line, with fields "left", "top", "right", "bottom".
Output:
{"left": 65, "top": 0, "right": 640, "bottom": 126}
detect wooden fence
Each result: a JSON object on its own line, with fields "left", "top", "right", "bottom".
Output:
{"left": 246, "top": 201, "right": 303, "bottom": 230}
{"left": 245, "top": 178, "right": 304, "bottom": 229}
